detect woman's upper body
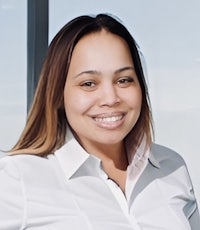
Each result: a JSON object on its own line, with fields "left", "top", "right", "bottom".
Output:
{"left": 0, "top": 130, "right": 199, "bottom": 230}
{"left": 1, "top": 14, "right": 199, "bottom": 230}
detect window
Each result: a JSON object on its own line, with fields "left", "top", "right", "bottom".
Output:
{"left": 0, "top": 0, "right": 27, "bottom": 153}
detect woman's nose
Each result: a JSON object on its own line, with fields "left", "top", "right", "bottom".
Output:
{"left": 98, "top": 83, "right": 120, "bottom": 107}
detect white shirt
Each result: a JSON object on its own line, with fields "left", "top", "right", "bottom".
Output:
{"left": 0, "top": 131, "right": 199, "bottom": 229}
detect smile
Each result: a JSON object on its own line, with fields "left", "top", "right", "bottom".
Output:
{"left": 91, "top": 113, "right": 126, "bottom": 129}
{"left": 94, "top": 115, "right": 123, "bottom": 123}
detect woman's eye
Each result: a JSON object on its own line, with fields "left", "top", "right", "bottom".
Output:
{"left": 80, "top": 81, "right": 96, "bottom": 89}
{"left": 117, "top": 77, "right": 134, "bottom": 87}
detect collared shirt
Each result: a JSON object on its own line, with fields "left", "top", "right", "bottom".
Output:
{"left": 55, "top": 129, "right": 153, "bottom": 217}
{"left": 0, "top": 131, "right": 199, "bottom": 229}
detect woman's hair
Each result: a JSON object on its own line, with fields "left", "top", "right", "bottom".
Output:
{"left": 10, "top": 13, "right": 153, "bottom": 156}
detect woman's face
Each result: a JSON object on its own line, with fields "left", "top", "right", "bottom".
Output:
{"left": 64, "top": 30, "right": 142, "bottom": 150}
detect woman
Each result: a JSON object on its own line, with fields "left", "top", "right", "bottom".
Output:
{"left": 0, "top": 14, "right": 199, "bottom": 229}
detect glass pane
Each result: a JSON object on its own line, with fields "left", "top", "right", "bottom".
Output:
{"left": 49, "top": 0, "right": 200, "bottom": 205}
{"left": 0, "top": 0, "right": 27, "bottom": 155}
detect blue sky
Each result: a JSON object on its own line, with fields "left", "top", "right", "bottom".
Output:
{"left": 0, "top": 0, "right": 200, "bottom": 203}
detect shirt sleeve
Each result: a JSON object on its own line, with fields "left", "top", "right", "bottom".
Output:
{"left": 0, "top": 157, "right": 25, "bottom": 230}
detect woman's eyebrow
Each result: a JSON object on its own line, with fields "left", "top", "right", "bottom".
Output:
{"left": 73, "top": 66, "right": 135, "bottom": 79}
{"left": 74, "top": 70, "right": 100, "bottom": 78}
{"left": 114, "top": 66, "right": 135, "bottom": 74}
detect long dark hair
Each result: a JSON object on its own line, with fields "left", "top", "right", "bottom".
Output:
{"left": 10, "top": 13, "right": 153, "bottom": 156}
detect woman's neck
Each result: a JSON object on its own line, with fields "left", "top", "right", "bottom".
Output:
{"left": 82, "top": 141, "right": 129, "bottom": 192}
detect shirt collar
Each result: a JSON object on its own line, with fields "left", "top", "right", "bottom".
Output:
{"left": 148, "top": 142, "right": 160, "bottom": 168}
{"left": 125, "top": 135, "right": 160, "bottom": 169}
{"left": 149, "top": 151, "right": 160, "bottom": 168}
{"left": 55, "top": 129, "right": 160, "bottom": 180}
{"left": 54, "top": 129, "right": 91, "bottom": 180}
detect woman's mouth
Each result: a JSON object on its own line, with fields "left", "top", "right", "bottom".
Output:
{"left": 92, "top": 113, "right": 125, "bottom": 129}
{"left": 94, "top": 115, "right": 123, "bottom": 123}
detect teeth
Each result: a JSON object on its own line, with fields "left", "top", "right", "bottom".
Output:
{"left": 94, "top": 115, "right": 123, "bottom": 122}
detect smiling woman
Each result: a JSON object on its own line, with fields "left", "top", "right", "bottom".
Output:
{"left": 0, "top": 13, "right": 199, "bottom": 229}
{"left": 64, "top": 30, "right": 142, "bottom": 160}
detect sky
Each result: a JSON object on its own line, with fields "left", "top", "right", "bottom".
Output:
{"left": 0, "top": 0, "right": 200, "bottom": 203}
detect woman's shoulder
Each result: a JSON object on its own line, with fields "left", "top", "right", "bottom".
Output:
{"left": 149, "top": 143, "right": 195, "bottom": 195}
{"left": 0, "top": 154, "right": 59, "bottom": 184}
{"left": 0, "top": 154, "right": 65, "bottom": 228}
{"left": 150, "top": 143, "right": 187, "bottom": 169}
{"left": 151, "top": 142, "right": 186, "bottom": 166}
{"left": 0, "top": 153, "right": 49, "bottom": 170}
